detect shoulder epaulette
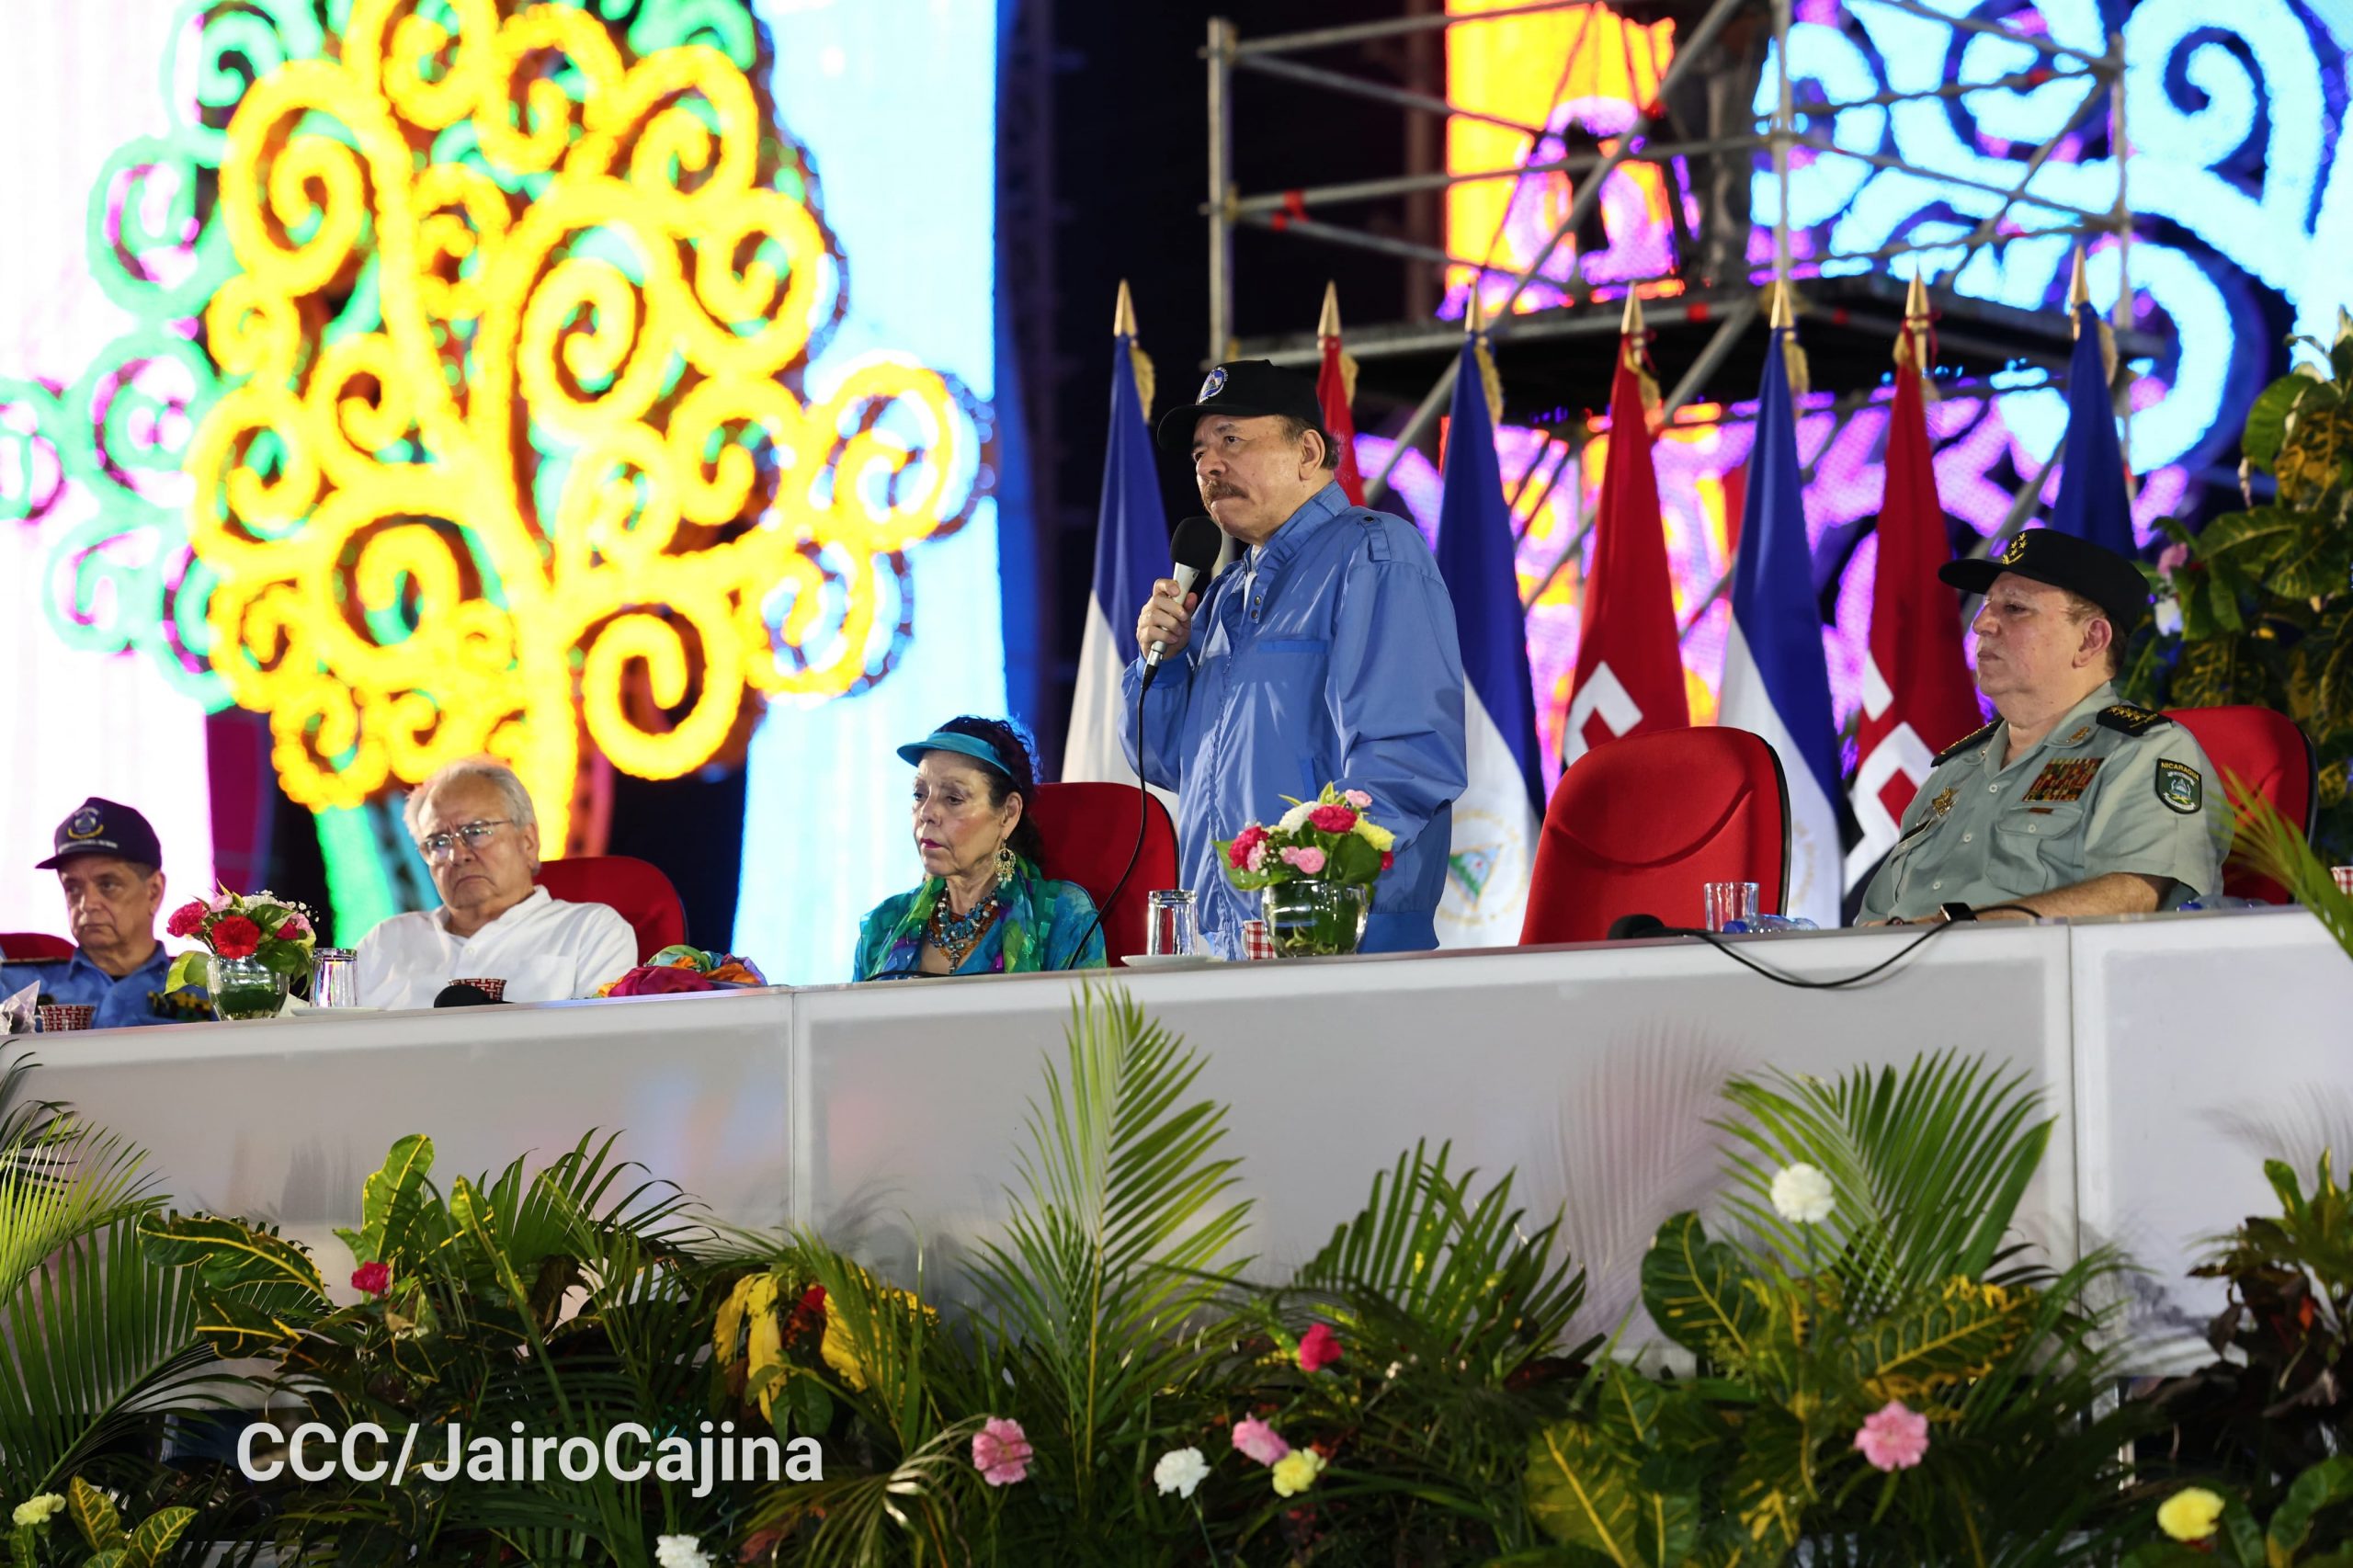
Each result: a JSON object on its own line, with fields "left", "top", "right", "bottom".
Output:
{"left": 1933, "top": 721, "right": 1999, "bottom": 766}
{"left": 2096, "top": 702, "right": 2173, "bottom": 736}
{"left": 2, "top": 956, "right": 66, "bottom": 967}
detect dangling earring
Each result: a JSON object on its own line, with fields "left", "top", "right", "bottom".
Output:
{"left": 995, "top": 840, "right": 1017, "bottom": 882}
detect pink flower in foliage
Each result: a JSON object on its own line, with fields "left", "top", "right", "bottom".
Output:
{"left": 972, "top": 1417, "right": 1032, "bottom": 1486}
{"left": 1853, "top": 1402, "right": 1929, "bottom": 1471}
{"left": 1298, "top": 1323, "right": 1342, "bottom": 1373}
{"left": 1343, "top": 790, "right": 1372, "bottom": 809}
{"left": 1307, "top": 803, "right": 1357, "bottom": 834}
{"left": 1227, "top": 824, "right": 1269, "bottom": 870}
{"left": 1279, "top": 846, "right": 1326, "bottom": 876}
{"left": 1232, "top": 1416, "right": 1290, "bottom": 1466}
{"left": 165, "top": 901, "right": 209, "bottom": 938}
{"left": 352, "top": 1262, "right": 392, "bottom": 1297}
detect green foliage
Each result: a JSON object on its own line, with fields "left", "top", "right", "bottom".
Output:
{"left": 2126, "top": 327, "right": 2353, "bottom": 858}
{"left": 1525, "top": 1053, "right": 2148, "bottom": 1568}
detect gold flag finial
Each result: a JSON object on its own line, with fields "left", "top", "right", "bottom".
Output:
{"left": 1768, "top": 278, "right": 1794, "bottom": 331}
{"left": 1467, "top": 287, "right": 1485, "bottom": 335}
{"left": 1318, "top": 280, "right": 1342, "bottom": 340}
{"left": 1904, "top": 267, "right": 1929, "bottom": 326}
{"left": 2067, "top": 245, "right": 2090, "bottom": 312}
{"left": 1620, "top": 290, "right": 1645, "bottom": 336}
{"left": 1113, "top": 279, "right": 1138, "bottom": 339}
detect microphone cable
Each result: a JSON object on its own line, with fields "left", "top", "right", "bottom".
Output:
{"left": 1620, "top": 903, "right": 2040, "bottom": 992}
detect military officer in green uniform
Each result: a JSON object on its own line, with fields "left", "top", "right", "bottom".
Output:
{"left": 1857, "top": 529, "right": 2229, "bottom": 926}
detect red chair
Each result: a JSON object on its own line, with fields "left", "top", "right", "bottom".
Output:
{"left": 0, "top": 933, "right": 74, "bottom": 962}
{"left": 535, "top": 856, "right": 688, "bottom": 963}
{"left": 1027, "top": 782, "right": 1179, "bottom": 968}
{"left": 1519, "top": 727, "right": 1790, "bottom": 946}
{"left": 2162, "top": 706, "right": 2317, "bottom": 903}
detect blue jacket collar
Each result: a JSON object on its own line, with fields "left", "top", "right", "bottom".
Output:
{"left": 1251, "top": 482, "right": 1350, "bottom": 578}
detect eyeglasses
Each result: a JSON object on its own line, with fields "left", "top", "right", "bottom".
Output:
{"left": 418, "top": 819, "right": 514, "bottom": 860}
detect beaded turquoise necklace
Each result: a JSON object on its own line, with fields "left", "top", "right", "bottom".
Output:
{"left": 926, "top": 878, "right": 1005, "bottom": 968}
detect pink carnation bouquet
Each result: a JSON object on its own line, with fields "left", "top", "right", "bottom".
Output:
{"left": 1215, "top": 784, "right": 1395, "bottom": 892}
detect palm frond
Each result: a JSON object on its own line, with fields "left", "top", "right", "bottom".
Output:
{"left": 962, "top": 983, "right": 1252, "bottom": 1528}
{"left": 1717, "top": 1052, "right": 2053, "bottom": 1309}
{"left": 2237, "top": 786, "right": 2353, "bottom": 960}
{"left": 0, "top": 1215, "right": 229, "bottom": 1502}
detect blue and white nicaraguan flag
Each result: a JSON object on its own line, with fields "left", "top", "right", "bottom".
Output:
{"left": 1063, "top": 286, "right": 1173, "bottom": 799}
{"left": 1717, "top": 314, "right": 1845, "bottom": 927}
{"left": 1432, "top": 326, "right": 1544, "bottom": 946}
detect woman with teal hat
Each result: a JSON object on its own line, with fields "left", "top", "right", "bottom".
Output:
{"left": 853, "top": 716, "right": 1107, "bottom": 980}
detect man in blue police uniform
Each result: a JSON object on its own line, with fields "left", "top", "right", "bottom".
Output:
{"left": 0, "top": 799, "right": 203, "bottom": 1028}
{"left": 1124, "top": 360, "right": 1469, "bottom": 953}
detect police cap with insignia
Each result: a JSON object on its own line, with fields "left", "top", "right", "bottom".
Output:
{"left": 1938, "top": 528, "right": 2150, "bottom": 634}
{"left": 1155, "top": 359, "right": 1331, "bottom": 456}
{"left": 34, "top": 797, "right": 163, "bottom": 870}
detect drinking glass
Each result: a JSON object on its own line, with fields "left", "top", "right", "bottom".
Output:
{"left": 1145, "top": 890, "right": 1199, "bottom": 958}
{"left": 309, "top": 949, "right": 358, "bottom": 1008}
{"left": 1702, "top": 881, "right": 1760, "bottom": 933}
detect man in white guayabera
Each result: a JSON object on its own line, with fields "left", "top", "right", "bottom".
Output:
{"left": 354, "top": 758, "right": 636, "bottom": 1008}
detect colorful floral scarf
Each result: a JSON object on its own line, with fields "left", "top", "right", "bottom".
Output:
{"left": 861, "top": 856, "right": 1055, "bottom": 979}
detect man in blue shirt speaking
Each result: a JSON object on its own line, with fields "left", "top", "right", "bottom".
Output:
{"left": 1122, "top": 360, "right": 1469, "bottom": 954}
{"left": 0, "top": 799, "right": 199, "bottom": 1028}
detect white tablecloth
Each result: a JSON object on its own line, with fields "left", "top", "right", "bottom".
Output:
{"left": 16, "top": 909, "right": 2346, "bottom": 1365}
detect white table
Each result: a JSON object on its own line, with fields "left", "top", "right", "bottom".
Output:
{"left": 11, "top": 913, "right": 2344, "bottom": 1362}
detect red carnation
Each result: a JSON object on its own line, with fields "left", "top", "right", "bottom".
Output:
{"left": 165, "top": 900, "right": 210, "bottom": 938}
{"left": 1381, "top": 851, "right": 1394, "bottom": 871}
{"left": 1226, "top": 824, "right": 1270, "bottom": 869}
{"left": 1298, "top": 1321, "right": 1343, "bottom": 1372}
{"left": 784, "top": 1283, "right": 827, "bottom": 1346}
{"left": 210, "top": 915, "right": 262, "bottom": 960}
{"left": 1307, "top": 803, "right": 1357, "bottom": 834}
{"left": 352, "top": 1261, "right": 392, "bottom": 1297}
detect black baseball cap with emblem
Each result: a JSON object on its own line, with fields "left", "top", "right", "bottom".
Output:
{"left": 1155, "top": 359, "right": 1331, "bottom": 455}
{"left": 1938, "top": 528, "right": 2150, "bottom": 634}
{"left": 35, "top": 797, "right": 164, "bottom": 870}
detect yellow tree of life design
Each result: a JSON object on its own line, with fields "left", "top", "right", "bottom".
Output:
{"left": 188, "top": 0, "right": 978, "bottom": 851}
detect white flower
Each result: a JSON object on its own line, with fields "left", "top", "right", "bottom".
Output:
{"left": 11, "top": 1494, "right": 63, "bottom": 1528}
{"left": 1770, "top": 1163, "right": 1836, "bottom": 1224}
{"left": 1154, "top": 1446, "right": 1210, "bottom": 1498}
{"left": 655, "top": 1536, "right": 712, "bottom": 1568}
{"left": 1277, "top": 800, "right": 1315, "bottom": 834}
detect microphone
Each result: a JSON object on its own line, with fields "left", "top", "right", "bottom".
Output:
{"left": 433, "top": 983, "right": 500, "bottom": 1007}
{"left": 1606, "top": 913, "right": 1703, "bottom": 941}
{"left": 1142, "top": 516, "right": 1224, "bottom": 681}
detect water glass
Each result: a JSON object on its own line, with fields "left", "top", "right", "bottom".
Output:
{"left": 309, "top": 949, "right": 358, "bottom": 1008}
{"left": 1702, "top": 881, "right": 1760, "bottom": 934}
{"left": 1145, "top": 890, "right": 1199, "bottom": 958}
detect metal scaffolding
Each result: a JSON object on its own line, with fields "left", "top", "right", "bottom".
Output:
{"left": 1199, "top": 0, "right": 2142, "bottom": 521}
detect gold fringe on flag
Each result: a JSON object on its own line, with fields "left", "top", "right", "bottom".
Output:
{"left": 1114, "top": 280, "right": 1155, "bottom": 417}
{"left": 1620, "top": 290, "right": 1663, "bottom": 427}
{"left": 1898, "top": 267, "right": 1938, "bottom": 403}
{"left": 1319, "top": 281, "right": 1359, "bottom": 407}
{"left": 1467, "top": 290, "right": 1505, "bottom": 427}
{"left": 1767, "top": 279, "right": 1811, "bottom": 400}
{"left": 2067, "top": 245, "right": 2119, "bottom": 388}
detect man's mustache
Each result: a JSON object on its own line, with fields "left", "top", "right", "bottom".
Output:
{"left": 1202, "top": 483, "right": 1245, "bottom": 500}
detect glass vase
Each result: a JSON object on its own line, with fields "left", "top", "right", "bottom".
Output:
{"left": 209, "top": 954, "right": 289, "bottom": 1021}
{"left": 1259, "top": 880, "right": 1371, "bottom": 957}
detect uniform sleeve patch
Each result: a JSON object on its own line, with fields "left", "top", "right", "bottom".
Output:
{"left": 2155, "top": 758, "right": 2202, "bottom": 814}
